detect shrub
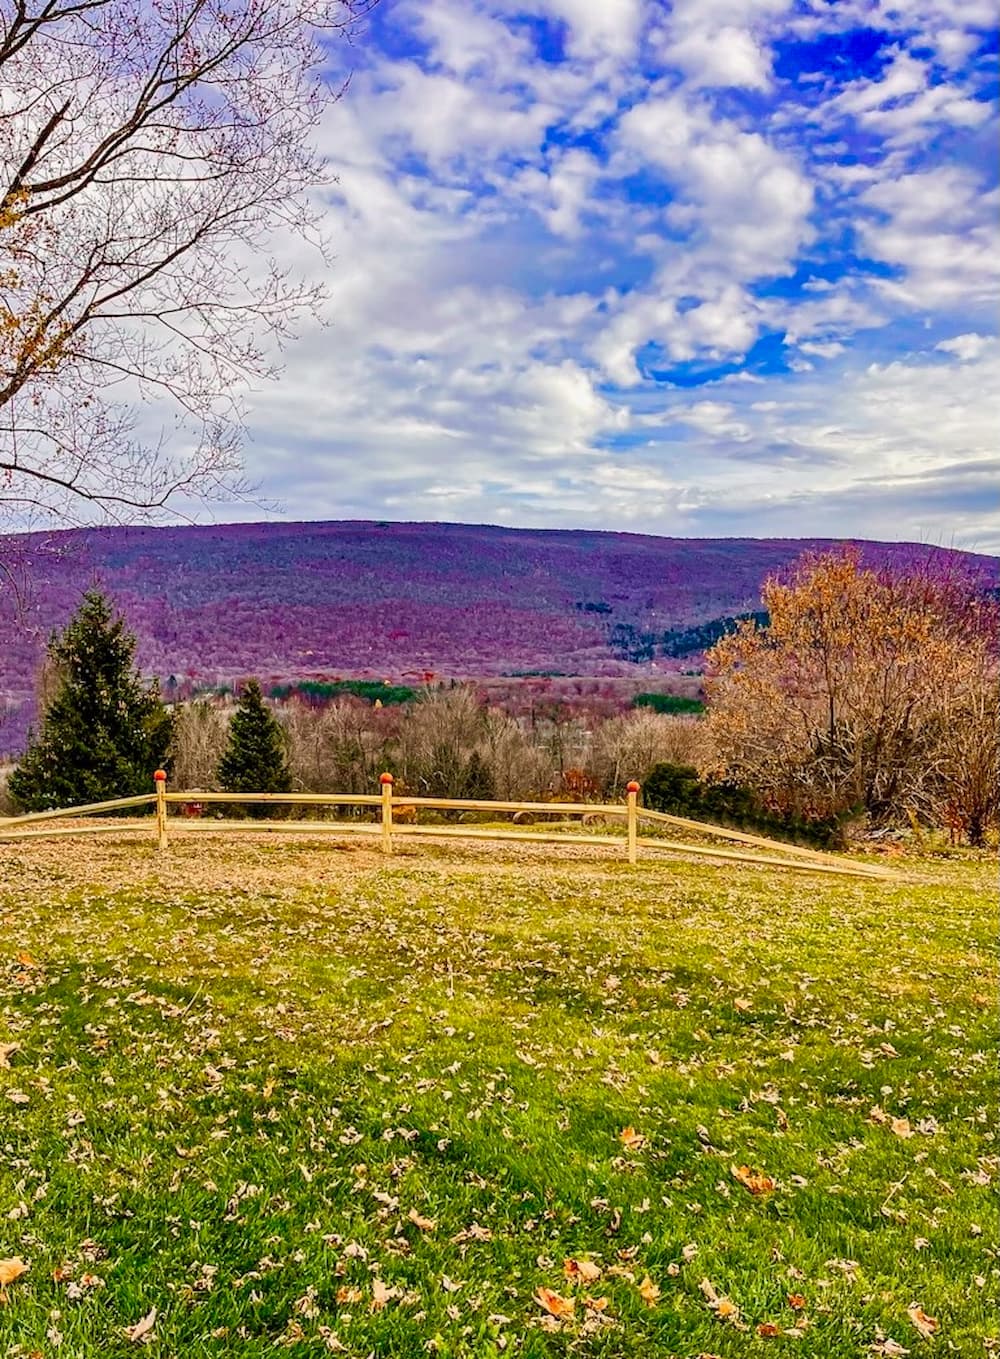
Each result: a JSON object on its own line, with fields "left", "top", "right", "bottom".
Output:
{"left": 642, "top": 762, "right": 857, "bottom": 849}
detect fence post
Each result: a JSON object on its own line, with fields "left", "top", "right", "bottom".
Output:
{"left": 625, "top": 781, "right": 640, "bottom": 865}
{"left": 154, "top": 770, "right": 168, "bottom": 850}
{"left": 380, "top": 772, "right": 394, "bottom": 855}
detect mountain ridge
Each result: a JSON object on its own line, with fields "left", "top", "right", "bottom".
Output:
{"left": 2, "top": 519, "right": 995, "bottom": 756}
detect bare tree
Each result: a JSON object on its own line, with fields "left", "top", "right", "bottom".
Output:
{"left": 171, "top": 696, "right": 231, "bottom": 790}
{"left": 587, "top": 709, "right": 709, "bottom": 797}
{"left": 0, "top": 0, "right": 372, "bottom": 522}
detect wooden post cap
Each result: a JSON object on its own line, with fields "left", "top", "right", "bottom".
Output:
{"left": 154, "top": 770, "right": 167, "bottom": 782}
{"left": 379, "top": 772, "right": 394, "bottom": 785}
{"left": 625, "top": 780, "right": 640, "bottom": 794}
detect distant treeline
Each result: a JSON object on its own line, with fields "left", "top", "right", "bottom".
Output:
{"left": 610, "top": 611, "right": 770, "bottom": 662}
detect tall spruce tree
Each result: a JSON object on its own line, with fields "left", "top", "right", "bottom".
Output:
{"left": 217, "top": 680, "right": 292, "bottom": 806}
{"left": 9, "top": 590, "right": 173, "bottom": 811}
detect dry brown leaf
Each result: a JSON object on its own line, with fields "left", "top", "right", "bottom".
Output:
{"left": 563, "top": 1258, "right": 602, "bottom": 1283}
{"left": 583, "top": 1294, "right": 609, "bottom": 1312}
{"left": 407, "top": 1207, "right": 436, "bottom": 1232}
{"left": 891, "top": 1118, "right": 913, "bottom": 1140}
{"left": 123, "top": 1306, "right": 157, "bottom": 1343}
{"left": 787, "top": 1292, "right": 807, "bottom": 1310}
{"left": 534, "top": 1287, "right": 575, "bottom": 1319}
{"left": 335, "top": 1285, "right": 362, "bottom": 1305}
{"left": 15, "top": 952, "right": 38, "bottom": 968}
{"left": 732, "top": 1164, "right": 776, "bottom": 1195}
{"left": 370, "top": 1279, "right": 399, "bottom": 1311}
{"left": 0, "top": 1258, "right": 29, "bottom": 1287}
{"left": 619, "top": 1126, "right": 646, "bottom": 1151}
{"left": 0, "top": 1043, "right": 19, "bottom": 1069}
{"left": 757, "top": 1322, "right": 781, "bottom": 1337}
{"left": 637, "top": 1275, "right": 661, "bottom": 1308}
{"left": 699, "top": 1277, "right": 722, "bottom": 1304}
{"left": 906, "top": 1304, "right": 939, "bottom": 1339}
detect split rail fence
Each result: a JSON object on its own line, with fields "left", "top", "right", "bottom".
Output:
{"left": 0, "top": 772, "right": 897, "bottom": 881}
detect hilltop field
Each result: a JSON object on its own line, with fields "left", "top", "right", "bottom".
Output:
{"left": 0, "top": 834, "right": 995, "bottom": 1358}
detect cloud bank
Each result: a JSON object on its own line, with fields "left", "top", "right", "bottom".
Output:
{"left": 222, "top": 0, "right": 999, "bottom": 550}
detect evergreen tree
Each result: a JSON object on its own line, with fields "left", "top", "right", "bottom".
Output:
{"left": 9, "top": 589, "right": 173, "bottom": 812}
{"left": 462, "top": 749, "right": 495, "bottom": 800}
{"left": 217, "top": 680, "right": 291, "bottom": 808}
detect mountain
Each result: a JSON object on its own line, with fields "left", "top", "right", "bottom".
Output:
{"left": 1, "top": 519, "right": 995, "bottom": 756}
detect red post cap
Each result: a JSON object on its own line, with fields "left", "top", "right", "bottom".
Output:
{"left": 625, "top": 780, "right": 640, "bottom": 794}
{"left": 379, "top": 772, "right": 394, "bottom": 785}
{"left": 153, "top": 770, "right": 167, "bottom": 782}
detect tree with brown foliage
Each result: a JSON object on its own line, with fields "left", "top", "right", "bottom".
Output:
{"left": 1, "top": 0, "right": 372, "bottom": 523}
{"left": 704, "top": 549, "right": 998, "bottom": 842}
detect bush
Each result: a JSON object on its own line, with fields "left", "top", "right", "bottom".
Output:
{"left": 642, "top": 762, "right": 857, "bottom": 850}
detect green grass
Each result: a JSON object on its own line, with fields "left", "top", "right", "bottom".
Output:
{"left": 0, "top": 836, "right": 995, "bottom": 1357}
{"left": 631, "top": 694, "right": 705, "bottom": 715}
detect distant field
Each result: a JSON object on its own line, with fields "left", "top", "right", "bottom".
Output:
{"left": 0, "top": 837, "right": 995, "bottom": 1357}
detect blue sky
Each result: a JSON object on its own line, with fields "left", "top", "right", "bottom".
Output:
{"left": 233, "top": 0, "right": 999, "bottom": 550}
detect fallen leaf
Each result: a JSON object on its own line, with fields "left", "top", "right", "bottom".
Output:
{"left": 787, "top": 1292, "right": 807, "bottom": 1310}
{"left": 370, "top": 1279, "right": 399, "bottom": 1311}
{"left": 123, "top": 1306, "right": 157, "bottom": 1343}
{"left": 16, "top": 952, "right": 38, "bottom": 968}
{"left": 335, "top": 1285, "right": 362, "bottom": 1304}
{"left": 583, "top": 1294, "right": 609, "bottom": 1312}
{"left": 407, "top": 1207, "right": 436, "bottom": 1232}
{"left": 0, "top": 1258, "right": 29, "bottom": 1287}
{"left": 563, "top": 1258, "right": 602, "bottom": 1283}
{"left": 619, "top": 1126, "right": 646, "bottom": 1151}
{"left": 637, "top": 1275, "right": 660, "bottom": 1307}
{"left": 732, "top": 1164, "right": 776, "bottom": 1195}
{"left": 0, "top": 1043, "right": 19, "bottom": 1068}
{"left": 906, "top": 1304, "right": 939, "bottom": 1339}
{"left": 891, "top": 1118, "right": 913, "bottom": 1139}
{"left": 534, "top": 1287, "right": 575, "bottom": 1319}
{"left": 757, "top": 1322, "right": 781, "bottom": 1337}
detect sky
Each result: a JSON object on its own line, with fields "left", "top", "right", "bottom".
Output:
{"left": 231, "top": 0, "right": 999, "bottom": 551}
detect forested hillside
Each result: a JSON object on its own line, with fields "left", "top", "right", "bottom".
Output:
{"left": 1, "top": 520, "right": 994, "bottom": 754}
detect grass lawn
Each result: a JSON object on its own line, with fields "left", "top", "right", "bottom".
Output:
{"left": 0, "top": 835, "right": 995, "bottom": 1357}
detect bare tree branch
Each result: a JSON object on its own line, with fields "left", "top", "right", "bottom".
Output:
{"left": 0, "top": 0, "right": 376, "bottom": 522}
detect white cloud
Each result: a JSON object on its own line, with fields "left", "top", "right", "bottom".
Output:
{"left": 664, "top": 26, "right": 773, "bottom": 89}
{"left": 936, "top": 333, "right": 993, "bottom": 361}
{"left": 859, "top": 167, "right": 1000, "bottom": 308}
{"left": 516, "top": 0, "right": 645, "bottom": 60}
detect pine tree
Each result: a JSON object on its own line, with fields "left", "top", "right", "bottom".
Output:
{"left": 9, "top": 589, "right": 174, "bottom": 812}
{"left": 217, "top": 680, "right": 291, "bottom": 810}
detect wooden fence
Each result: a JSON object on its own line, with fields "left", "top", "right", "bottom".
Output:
{"left": 0, "top": 772, "right": 896, "bottom": 881}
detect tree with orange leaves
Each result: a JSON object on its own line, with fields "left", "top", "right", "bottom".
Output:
{"left": 704, "top": 549, "right": 998, "bottom": 842}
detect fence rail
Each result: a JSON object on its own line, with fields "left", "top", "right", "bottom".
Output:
{"left": 0, "top": 772, "right": 896, "bottom": 881}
